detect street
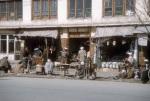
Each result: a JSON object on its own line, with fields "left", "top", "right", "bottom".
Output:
{"left": 0, "top": 77, "right": 150, "bottom": 101}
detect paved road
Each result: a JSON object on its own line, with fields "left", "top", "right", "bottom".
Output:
{"left": 0, "top": 77, "right": 150, "bottom": 101}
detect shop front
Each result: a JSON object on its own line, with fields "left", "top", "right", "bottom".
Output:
{"left": 93, "top": 26, "right": 138, "bottom": 69}
{"left": 16, "top": 29, "right": 58, "bottom": 61}
{"left": 133, "top": 26, "right": 150, "bottom": 67}
{"left": 60, "top": 27, "right": 94, "bottom": 64}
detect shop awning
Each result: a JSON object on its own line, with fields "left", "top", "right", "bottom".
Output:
{"left": 133, "top": 26, "right": 150, "bottom": 34}
{"left": 17, "top": 30, "right": 58, "bottom": 39}
{"left": 93, "top": 27, "right": 135, "bottom": 38}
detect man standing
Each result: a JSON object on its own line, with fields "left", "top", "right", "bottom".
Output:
{"left": 78, "top": 47, "right": 86, "bottom": 63}
{"left": 60, "top": 47, "right": 69, "bottom": 64}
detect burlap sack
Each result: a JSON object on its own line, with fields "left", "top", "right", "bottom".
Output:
{"left": 14, "top": 64, "right": 23, "bottom": 73}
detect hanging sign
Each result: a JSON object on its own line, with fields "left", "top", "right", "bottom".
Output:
{"left": 138, "top": 34, "right": 148, "bottom": 46}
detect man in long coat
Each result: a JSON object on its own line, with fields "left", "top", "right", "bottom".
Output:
{"left": 78, "top": 47, "right": 86, "bottom": 63}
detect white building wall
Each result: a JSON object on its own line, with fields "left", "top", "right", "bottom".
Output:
{"left": 92, "top": 0, "right": 102, "bottom": 23}
{"left": 0, "top": 0, "right": 149, "bottom": 28}
{"left": 58, "top": 0, "right": 67, "bottom": 23}
{"left": 23, "top": 0, "right": 32, "bottom": 25}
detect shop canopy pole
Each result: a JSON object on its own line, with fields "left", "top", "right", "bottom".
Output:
{"left": 45, "top": 38, "right": 48, "bottom": 60}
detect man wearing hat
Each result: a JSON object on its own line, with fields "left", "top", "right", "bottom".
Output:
{"left": 60, "top": 47, "right": 69, "bottom": 64}
{"left": 78, "top": 46, "right": 86, "bottom": 63}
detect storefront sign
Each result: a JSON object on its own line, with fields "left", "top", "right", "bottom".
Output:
{"left": 69, "top": 32, "right": 90, "bottom": 38}
{"left": 61, "top": 33, "right": 68, "bottom": 38}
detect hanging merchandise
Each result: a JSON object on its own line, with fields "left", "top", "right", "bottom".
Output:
{"left": 107, "top": 41, "right": 109, "bottom": 46}
{"left": 122, "top": 40, "right": 126, "bottom": 44}
{"left": 113, "top": 40, "right": 116, "bottom": 46}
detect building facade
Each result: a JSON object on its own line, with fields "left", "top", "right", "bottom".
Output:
{"left": 0, "top": 0, "right": 150, "bottom": 68}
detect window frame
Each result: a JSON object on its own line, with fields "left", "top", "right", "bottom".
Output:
{"left": 0, "top": 0, "right": 22, "bottom": 21}
{"left": 68, "top": 0, "right": 92, "bottom": 18}
{"left": 0, "top": 35, "right": 15, "bottom": 54}
{"left": 103, "top": 0, "right": 135, "bottom": 17}
{"left": 32, "top": 0, "right": 58, "bottom": 20}
{"left": 0, "top": 2, "right": 7, "bottom": 20}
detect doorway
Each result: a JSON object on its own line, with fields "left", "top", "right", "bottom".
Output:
{"left": 69, "top": 38, "right": 89, "bottom": 56}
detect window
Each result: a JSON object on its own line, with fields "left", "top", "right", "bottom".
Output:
{"left": 42, "top": 0, "right": 48, "bottom": 16}
{"left": 16, "top": 0, "right": 22, "bottom": 19}
{"left": 9, "top": 35, "right": 15, "bottom": 53}
{"left": 103, "top": 0, "right": 135, "bottom": 16}
{"left": 32, "top": 0, "right": 57, "bottom": 19}
{"left": 50, "top": 0, "right": 57, "bottom": 16}
{"left": 126, "top": 0, "right": 134, "bottom": 16}
{"left": 68, "top": 0, "right": 91, "bottom": 18}
{"left": 0, "top": 35, "right": 15, "bottom": 54}
{"left": 104, "top": 0, "right": 112, "bottom": 16}
{"left": 0, "top": 35, "right": 7, "bottom": 53}
{"left": 115, "top": 0, "right": 123, "bottom": 15}
{"left": 0, "top": 2, "right": 7, "bottom": 20}
{"left": 0, "top": 0, "right": 22, "bottom": 21}
{"left": 8, "top": 1, "right": 15, "bottom": 20}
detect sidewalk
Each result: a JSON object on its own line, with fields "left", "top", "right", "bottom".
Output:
{"left": 0, "top": 60, "right": 149, "bottom": 84}
{"left": 0, "top": 68, "right": 148, "bottom": 84}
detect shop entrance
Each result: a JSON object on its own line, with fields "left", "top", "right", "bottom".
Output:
{"left": 69, "top": 38, "right": 89, "bottom": 57}
{"left": 100, "top": 36, "right": 135, "bottom": 62}
{"left": 21, "top": 37, "right": 57, "bottom": 62}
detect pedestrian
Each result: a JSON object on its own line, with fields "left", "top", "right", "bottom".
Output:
{"left": 43, "top": 46, "right": 49, "bottom": 64}
{"left": 77, "top": 46, "right": 86, "bottom": 63}
{"left": 23, "top": 47, "right": 30, "bottom": 70}
{"left": 49, "top": 45, "right": 56, "bottom": 62}
{"left": 60, "top": 47, "right": 69, "bottom": 64}
{"left": 44, "top": 59, "right": 54, "bottom": 75}
{"left": 23, "top": 47, "right": 29, "bottom": 58}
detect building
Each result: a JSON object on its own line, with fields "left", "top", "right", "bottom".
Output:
{"left": 0, "top": 0, "right": 150, "bottom": 68}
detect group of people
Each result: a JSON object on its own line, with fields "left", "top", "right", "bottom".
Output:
{"left": 21, "top": 45, "right": 55, "bottom": 75}
{"left": 60, "top": 46, "right": 89, "bottom": 64}
{"left": 114, "top": 52, "right": 140, "bottom": 80}
{"left": 59, "top": 46, "right": 96, "bottom": 79}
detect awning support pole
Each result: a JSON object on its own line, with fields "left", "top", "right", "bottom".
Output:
{"left": 45, "top": 38, "right": 48, "bottom": 60}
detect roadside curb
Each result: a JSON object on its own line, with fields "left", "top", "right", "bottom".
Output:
{"left": 0, "top": 73, "right": 149, "bottom": 84}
